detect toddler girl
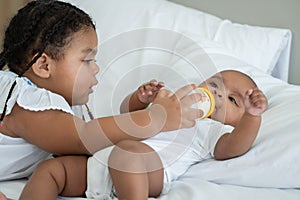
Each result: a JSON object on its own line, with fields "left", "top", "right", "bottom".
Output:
{"left": 0, "top": 0, "right": 202, "bottom": 199}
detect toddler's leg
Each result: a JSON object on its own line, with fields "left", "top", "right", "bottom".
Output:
{"left": 19, "top": 156, "right": 87, "bottom": 200}
{"left": 108, "top": 140, "right": 164, "bottom": 200}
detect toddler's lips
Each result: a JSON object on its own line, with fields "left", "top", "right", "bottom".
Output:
{"left": 88, "top": 87, "right": 94, "bottom": 94}
{"left": 89, "top": 80, "right": 98, "bottom": 93}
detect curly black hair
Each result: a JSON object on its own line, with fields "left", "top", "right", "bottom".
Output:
{"left": 0, "top": 0, "right": 95, "bottom": 75}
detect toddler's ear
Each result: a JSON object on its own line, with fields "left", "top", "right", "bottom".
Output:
{"left": 31, "top": 53, "right": 51, "bottom": 78}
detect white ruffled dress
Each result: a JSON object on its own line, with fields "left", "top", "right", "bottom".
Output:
{"left": 0, "top": 70, "right": 81, "bottom": 181}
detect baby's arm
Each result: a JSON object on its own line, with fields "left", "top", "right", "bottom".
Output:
{"left": 120, "top": 80, "right": 164, "bottom": 113}
{"left": 214, "top": 88, "right": 268, "bottom": 160}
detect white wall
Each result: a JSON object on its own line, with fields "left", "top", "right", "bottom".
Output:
{"left": 169, "top": 0, "right": 300, "bottom": 85}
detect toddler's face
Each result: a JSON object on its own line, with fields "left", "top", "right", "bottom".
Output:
{"left": 51, "top": 27, "right": 99, "bottom": 105}
{"left": 200, "top": 70, "right": 256, "bottom": 127}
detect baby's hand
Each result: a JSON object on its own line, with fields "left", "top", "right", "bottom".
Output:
{"left": 244, "top": 88, "right": 268, "bottom": 116}
{"left": 137, "top": 79, "right": 165, "bottom": 104}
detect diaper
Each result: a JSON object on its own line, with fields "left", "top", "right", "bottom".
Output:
{"left": 85, "top": 146, "right": 115, "bottom": 200}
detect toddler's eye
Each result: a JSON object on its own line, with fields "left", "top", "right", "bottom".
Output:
{"left": 83, "top": 59, "right": 96, "bottom": 64}
{"left": 229, "top": 96, "right": 238, "bottom": 106}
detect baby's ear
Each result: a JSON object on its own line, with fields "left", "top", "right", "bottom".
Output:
{"left": 31, "top": 53, "right": 51, "bottom": 78}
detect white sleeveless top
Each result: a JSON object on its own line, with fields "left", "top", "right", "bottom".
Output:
{"left": 0, "top": 70, "right": 82, "bottom": 181}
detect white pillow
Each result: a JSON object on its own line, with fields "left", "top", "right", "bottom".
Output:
{"left": 67, "top": 0, "right": 222, "bottom": 41}
{"left": 214, "top": 20, "right": 291, "bottom": 77}
{"left": 67, "top": 0, "right": 291, "bottom": 81}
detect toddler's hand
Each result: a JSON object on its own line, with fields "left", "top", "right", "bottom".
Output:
{"left": 150, "top": 84, "right": 203, "bottom": 131}
{"left": 244, "top": 88, "right": 268, "bottom": 116}
{"left": 137, "top": 79, "right": 165, "bottom": 104}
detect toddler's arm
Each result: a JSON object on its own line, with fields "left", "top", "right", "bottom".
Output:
{"left": 120, "top": 79, "right": 164, "bottom": 113}
{"left": 7, "top": 84, "right": 202, "bottom": 155}
{"left": 214, "top": 87, "right": 268, "bottom": 160}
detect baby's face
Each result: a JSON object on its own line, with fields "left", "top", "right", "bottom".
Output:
{"left": 199, "top": 70, "right": 256, "bottom": 127}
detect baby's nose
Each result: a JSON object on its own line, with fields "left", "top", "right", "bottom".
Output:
{"left": 213, "top": 90, "right": 223, "bottom": 98}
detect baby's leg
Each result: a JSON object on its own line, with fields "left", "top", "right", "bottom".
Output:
{"left": 19, "top": 156, "right": 87, "bottom": 200}
{"left": 109, "top": 140, "right": 164, "bottom": 200}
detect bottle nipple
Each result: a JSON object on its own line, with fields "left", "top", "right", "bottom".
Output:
{"left": 191, "top": 87, "right": 215, "bottom": 119}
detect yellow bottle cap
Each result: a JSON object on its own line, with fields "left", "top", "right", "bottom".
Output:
{"left": 199, "top": 87, "right": 215, "bottom": 118}
{"left": 192, "top": 87, "right": 215, "bottom": 119}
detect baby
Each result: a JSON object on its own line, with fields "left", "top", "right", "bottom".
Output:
{"left": 105, "top": 69, "right": 268, "bottom": 199}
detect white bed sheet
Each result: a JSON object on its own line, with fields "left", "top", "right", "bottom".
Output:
{"left": 1, "top": 175, "right": 300, "bottom": 200}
